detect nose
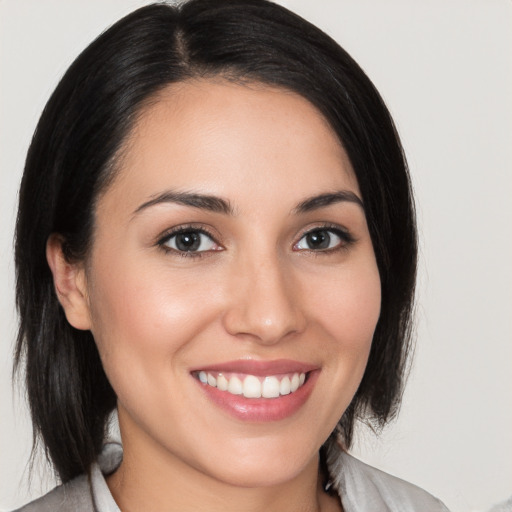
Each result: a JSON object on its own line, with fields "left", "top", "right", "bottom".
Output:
{"left": 222, "top": 254, "right": 306, "bottom": 345}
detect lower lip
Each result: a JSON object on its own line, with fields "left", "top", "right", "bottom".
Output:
{"left": 195, "top": 371, "right": 319, "bottom": 422}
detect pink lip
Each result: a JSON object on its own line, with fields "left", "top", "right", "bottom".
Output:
{"left": 190, "top": 358, "right": 318, "bottom": 376}
{"left": 191, "top": 359, "right": 320, "bottom": 423}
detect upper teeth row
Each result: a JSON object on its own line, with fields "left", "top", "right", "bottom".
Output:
{"left": 198, "top": 371, "right": 306, "bottom": 398}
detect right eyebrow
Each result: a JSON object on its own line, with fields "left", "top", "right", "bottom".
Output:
{"left": 132, "top": 190, "right": 236, "bottom": 217}
{"left": 293, "top": 190, "right": 364, "bottom": 214}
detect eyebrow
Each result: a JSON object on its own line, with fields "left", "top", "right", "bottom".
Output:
{"left": 293, "top": 190, "right": 364, "bottom": 213}
{"left": 132, "top": 189, "right": 363, "bottom": 218}
{"left": 133, "top": 190, "right": 235, "bottom": 216}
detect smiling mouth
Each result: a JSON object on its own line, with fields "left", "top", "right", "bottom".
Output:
{"left": 194, "top": 371, "right": 308, "bottom": 399}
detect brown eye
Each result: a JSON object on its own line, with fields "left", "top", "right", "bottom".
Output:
{"left": 304, "top": 230, "right": 332, "bottom": 250}
{"left": 174, "top": 232, "right": 201, "bottom": 251}
{"left": 295, "top": 228, "right": 351, "bottom": 251}
{"left": 163, "top": 229, "right": 218, "bottom": 253}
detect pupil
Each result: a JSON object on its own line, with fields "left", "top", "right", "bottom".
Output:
{"left": 307, "top": 231, "right": 330, "bottom": 249}
{"left": 176, "top": 232, "right": 200, "bottom": 251}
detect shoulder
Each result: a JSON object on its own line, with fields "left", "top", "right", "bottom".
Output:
{"left": 326, "top": 443, "right": 450, "bottom": 511}
{"left": 11, "top": 474, "right": 94, "bottom": 512}
{"left": 12, "top": 442, "right": 123, "bottom": 512}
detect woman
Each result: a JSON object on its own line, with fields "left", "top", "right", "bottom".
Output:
{"left": 13, "top": 1, "right": 448, "bottom": 510}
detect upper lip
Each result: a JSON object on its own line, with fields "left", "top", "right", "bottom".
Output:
{"left": 190, "top": 359, "right": 318, "bottom": 376}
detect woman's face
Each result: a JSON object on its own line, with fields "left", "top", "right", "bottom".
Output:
{"left": 78, "top": 80, "right": 380, "bottom": 487}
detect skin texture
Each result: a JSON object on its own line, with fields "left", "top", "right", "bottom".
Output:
{"left": 47, "top": 80, "right": 381, "bottom": 512}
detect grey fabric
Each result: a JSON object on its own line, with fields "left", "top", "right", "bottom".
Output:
{"left": 13, "top": 474, "right": 94, "bottom": 512}
{"left": 326, "top": 441, "right": 449, "bottom": 512}
{"left": 12, "top": 444, "right": 123, "bottom": 512}
{"left": 14, "top": 441, "right": 449, "bottom": 511}
{"left": 487, "top": 496, "right": 512, "bottom": 512}
{"left": 91, "top": 444, "right": 121, "bottom": 512}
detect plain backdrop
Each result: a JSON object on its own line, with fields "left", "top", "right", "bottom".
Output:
{"left": 1, "top": 1, "right": 511, "bottom": 511}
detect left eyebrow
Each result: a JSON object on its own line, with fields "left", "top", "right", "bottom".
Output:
{"left": 132, "top": 190, "right": 235, "bottom": 217}
{"left": 293, "top": 191, "right": 364, "bottom": 214}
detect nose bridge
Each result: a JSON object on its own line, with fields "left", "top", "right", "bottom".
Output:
{"left": 223, "top": 248, "right": 305, "bottom": 344}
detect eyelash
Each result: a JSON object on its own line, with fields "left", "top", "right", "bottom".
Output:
{"left": 157, "top": 225, "right": 221, "bottom": 258}
{"left": 156, "top": 223, "right": 355, "bottom": 258}
{"left": 293, "top": 224, "right": 355, "bottom": 255}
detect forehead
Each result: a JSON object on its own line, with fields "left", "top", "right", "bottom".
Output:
{"left": 103, "top": 79, "right": 359, "bottom": 214}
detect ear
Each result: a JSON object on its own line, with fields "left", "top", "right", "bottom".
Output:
{"left": 46, "top": 234, "right": 92, "bottom": 331}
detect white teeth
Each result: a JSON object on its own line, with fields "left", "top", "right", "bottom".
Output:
{"left": 227, "top": 376, "right": 243, "bottom": 395}
{"left": 262, "top": 376, "right": 280, "bottom": 398}
{"left": 280, "top": 376, "right": 291, "bottom": 395}
{"left": 217, "top": 373, "right": 228, "bottom": 391}
{"left": 243, "top": 375, "right": 262, "bottom": 398}
{"left": 198, "top": 371, "right": 308, "bottom": 398}
{"left": 290, "top": 373, "right": 300, "bottom": 392}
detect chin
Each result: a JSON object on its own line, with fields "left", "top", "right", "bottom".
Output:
{"left": 195, "top": 435, "right": 320, "bottom": 489}
{"left": 210, "top": 459, "right": 309, "bottom": 489}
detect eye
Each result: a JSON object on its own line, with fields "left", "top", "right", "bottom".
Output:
{"left": 294, "top": 228, "right": 350, "bottom": 252}
{"left": 161, "top": 229, "right": 220, "bottom": 253}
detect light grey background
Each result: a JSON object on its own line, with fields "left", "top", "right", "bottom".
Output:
{"left": 1, "top": 1, "right": 511, "bottom": 511}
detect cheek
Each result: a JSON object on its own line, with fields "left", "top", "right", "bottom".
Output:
{"left": 304, "top": 254, "right": 381, "bottom": 401}
{"left": 86, "top": 257, "right": 219, "bottom": 391}
{"left": 310, "top": 259, "right": 381, "bottom": 351}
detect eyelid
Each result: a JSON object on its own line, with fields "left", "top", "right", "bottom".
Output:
{"left": 293, "top": 223, "right": 355, "bottom": 252}
{"left": 155, "top": 222, "right": 354, "bottom": 256}
{"left": 156, "top": 224, "right": 224, "bottom": 255}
